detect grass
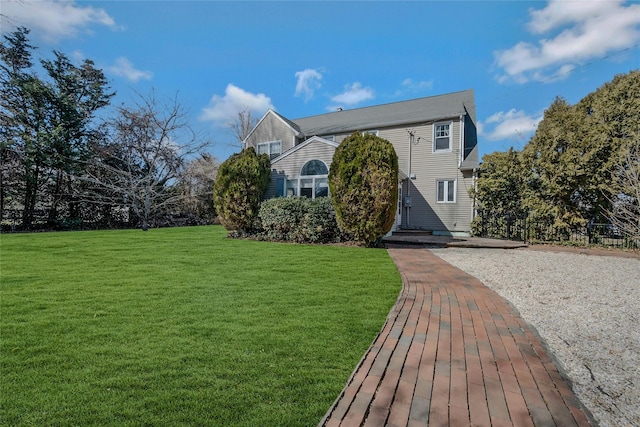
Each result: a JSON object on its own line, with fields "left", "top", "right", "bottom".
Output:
{"left": 0, "top": 226, "right": 401, "bottom": 426}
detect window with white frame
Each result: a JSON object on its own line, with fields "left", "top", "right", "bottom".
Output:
{"left": 286, "top": 159, "right": 329, "bottom": 199}
{"left": 433, "top": 122, "right": 452, "bottom": 152}
{"left": 436, "top": 179, "right": 456, "bottom": 203}
{"left": 362, "top": 130, "right": 379, "bottom": 136}
{"left": 257, "top": 141, "right": 282, "bottom": 160}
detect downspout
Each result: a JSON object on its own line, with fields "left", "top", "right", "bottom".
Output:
{"left": 458, "top": 114, "right": 464, "bottom": 168}
{"left": 471, "top": 167, "right": 478, "bottom": 221}
{"left": 407, "top": 130, "right": 413, "bottom": 228}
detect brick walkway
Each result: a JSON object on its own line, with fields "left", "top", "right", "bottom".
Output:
{"left": 319, "top": 248, "right": 593, "bottom": 427}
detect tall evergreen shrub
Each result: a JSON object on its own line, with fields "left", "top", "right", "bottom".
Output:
{"left": 213, "top": 147, "right": 270, "bottom": 233}
{"left": 329, "top": 132, "right": 398, "bottom": 246}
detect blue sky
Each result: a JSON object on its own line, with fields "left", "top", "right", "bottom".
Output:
{"left": 2, "top": 0, "right": 639, "bottom": 161}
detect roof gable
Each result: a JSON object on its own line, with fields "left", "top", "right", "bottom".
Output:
{"left": 243, "top": 109, "right": 302, "bottom": 144}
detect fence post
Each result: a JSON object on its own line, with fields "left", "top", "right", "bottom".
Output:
{"left": 506, "top": 212, "right": 511, "bottom": 240}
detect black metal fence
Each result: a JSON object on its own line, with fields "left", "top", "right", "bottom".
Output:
{"left": 475, "top": 211, "right": 638, "bottom": 250}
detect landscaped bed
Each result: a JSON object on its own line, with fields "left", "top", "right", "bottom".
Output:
{"left": 1, "top": 226, "right": 402, "bottom": 426}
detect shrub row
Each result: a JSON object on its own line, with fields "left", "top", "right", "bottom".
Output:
{"left": 257, "top": 197, "right": 346, "bottom": 244}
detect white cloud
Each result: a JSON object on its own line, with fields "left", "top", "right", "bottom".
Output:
{"left": 1, "top": 0, "right": 119, "bottom": 42}
{"left": 294, "top": 69, "right": 323, "bottom": 101}
{"left": 108, "top": 57, "right": 153, "bottom": 82}
{"left": 70, "top": 50, "right": 85, "bottom": 63}
{"left": 481, "top": 109, "right": 543, "bottom": 142}
{"left": 494, "top": 0, "right": 640, "bottom": 83}
{"left": 200, "top": 83, "right": 274, "bottom": 125}
{"left": 402, "top": 78, "right": 434, "bottom": 91}
{"left": 331, "top": 82, "right": 374, "bottom": 106}
{"left": 394, "top": 78, "right": 434, "bottom": 97}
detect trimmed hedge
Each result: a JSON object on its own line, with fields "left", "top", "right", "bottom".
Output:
{"left": 257, "top": 197, "right": 345, "bottom": 244}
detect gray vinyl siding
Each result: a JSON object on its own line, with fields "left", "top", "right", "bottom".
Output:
{"left": 319, "top": 121, "right": 474, "bottom": 232}
{"left": 253, "top": 90, "right": 478, "bottom": 233}
{"left": 245, "top": 113, "right": 297, "bottom": 153}
{"left": 264, "top": 139, "right": 336, "bottom": 199}
{"left": 378, "top": 120, "right": 474, "bottom": 233}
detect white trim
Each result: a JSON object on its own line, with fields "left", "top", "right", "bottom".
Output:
{"left": 433, "top": 121, "right": 453, "bottom": 153}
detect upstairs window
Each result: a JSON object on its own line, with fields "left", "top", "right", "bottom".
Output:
{"left": 433, "top": 123, "right": 452, "bottom": 152}
{"left": 257, "top": 141, "right": 282, "bottom": 160}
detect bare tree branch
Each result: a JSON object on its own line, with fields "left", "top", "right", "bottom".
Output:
{"left": 606, "top": 141, "right": 640, "bottom": 242}
{"left": 80, "top": 91, "right": 209, "bottom": 230}
{"left": 227, "top": 108, "right": 257, "bottom": 148}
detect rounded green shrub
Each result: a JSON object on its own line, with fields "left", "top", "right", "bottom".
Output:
{"left": 329, "top": 132, "right": 398, "bottom": 246}
{"left": 257, "top": 197, "right": 343, "bottom": 244}
{"left": 213, "top": 147, "right": 271, "bottom": 233}
{"left": 258, "top": 197, "right": 311, "bottom": 241}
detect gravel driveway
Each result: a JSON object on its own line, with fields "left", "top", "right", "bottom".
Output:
{"left": 431, "top": 247, "right": 640, "bottom": 427}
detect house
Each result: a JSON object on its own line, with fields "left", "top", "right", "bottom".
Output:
{"left": 243, "top": 89, "right": 479, "bottom": 236}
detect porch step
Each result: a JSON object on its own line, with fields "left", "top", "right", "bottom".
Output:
{"left": 391, "top": 229, "right": 433, "bottom": 237}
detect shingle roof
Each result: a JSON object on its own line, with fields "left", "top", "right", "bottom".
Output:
{"left": 292, "top": 89, "right": 475, "bottom": 137}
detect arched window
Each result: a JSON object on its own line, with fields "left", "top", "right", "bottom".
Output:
{"left": 290, "top": 160, "right": 329, "bottom": 198}
{"left": 300, "top": 160, "right": 328, "bottom": 176}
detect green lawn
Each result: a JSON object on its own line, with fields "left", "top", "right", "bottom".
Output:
{"left": 0, "top": 226, "right": 401, "bottom": 426}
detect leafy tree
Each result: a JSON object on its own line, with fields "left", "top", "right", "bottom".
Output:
{"left": 519, "top": 70, "right": 639, "bottom": 227}
{"left": 471, "top": 148, "right": 525, "bottom": 213}
{"left": 473, "top": 70, "right": 639, "bottom": 239}
{"left": 469, "top": 148, "right": 527, "bottom": 235}
{"left": 520, "top": 97, "right": 586, "bottom": 225}
{"left": 573, "top": 70, "right": 640, "bottom": 221}
{"left": 0, "top": 28, "right": 113, "bottom": 229}
{"left": 213, "top": 147, "right": 270, "bottom": 233}
{"left": 329, "top": 132, "right": 398, "bottom": 246}
{"left": 0, "top": 27, "right": 34, "bottom": 221}
{"left": 40, "top": 51, "right": 113, "bottom": 224}
{"left": 0, "top": 27, "right": 46, "bottom": 228}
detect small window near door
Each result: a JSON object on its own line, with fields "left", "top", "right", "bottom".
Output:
{"left": 436, "top": 179, "right": 456, "bottom": 203}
